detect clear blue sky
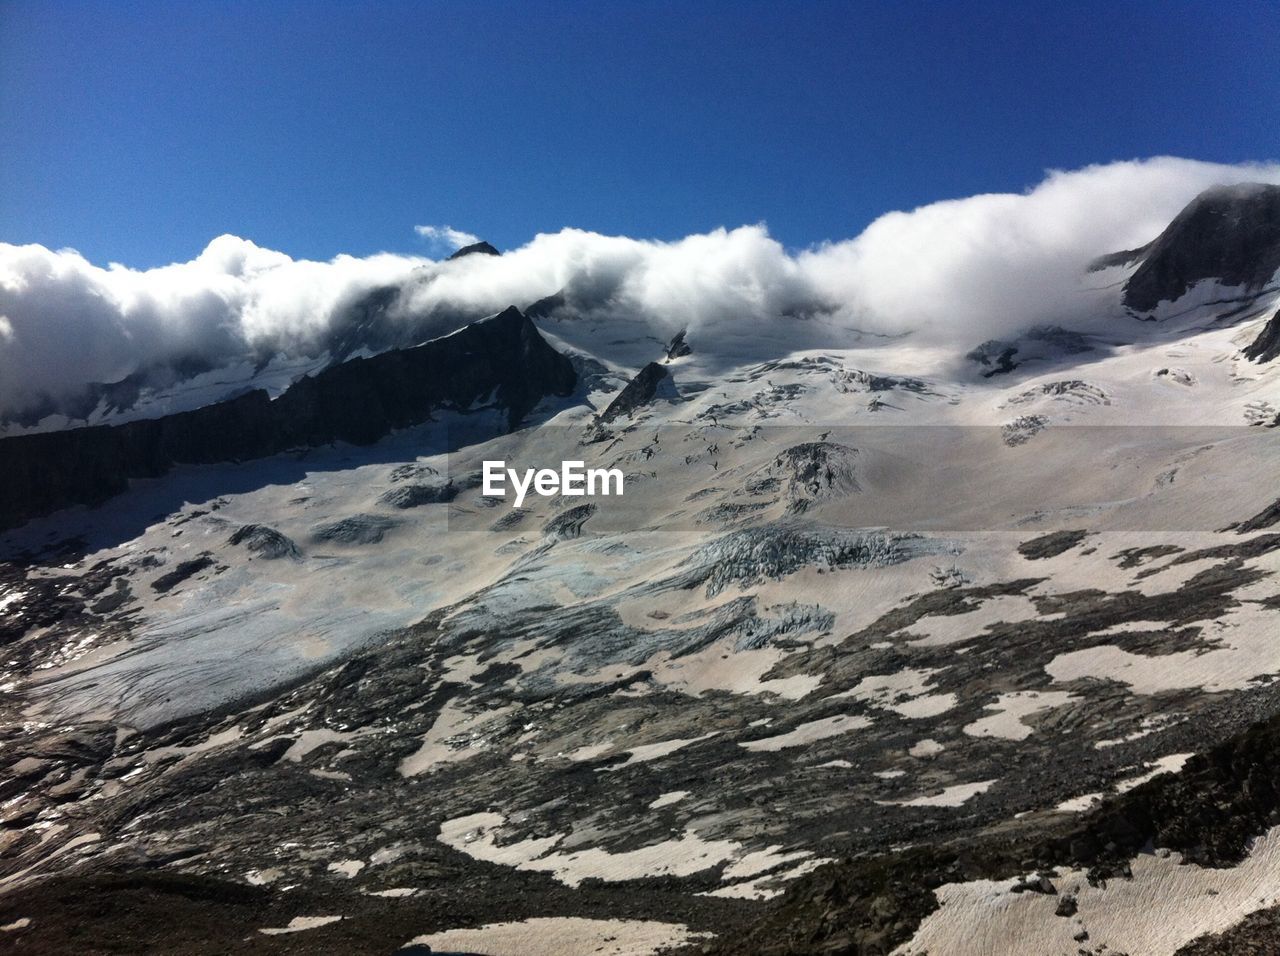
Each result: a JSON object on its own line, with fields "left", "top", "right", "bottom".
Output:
{"left": 2, "top": 0, "right": 1277, "bottom": 268}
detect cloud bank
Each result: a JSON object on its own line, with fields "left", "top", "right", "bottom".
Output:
{"left": 3, "top": 157, "right": 1279, "bottom": 423}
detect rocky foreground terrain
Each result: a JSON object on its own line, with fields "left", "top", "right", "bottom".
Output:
{"left": 2, "top": 184, "right": 1280, "bottom": 954}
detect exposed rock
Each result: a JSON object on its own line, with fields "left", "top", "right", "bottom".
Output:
{"left": 378, "top": 482, "right": 459, "bottom": 509}
{"left": 1235, "top": 498, "right": 1280, "bottom": 533}
{"left": 1010, "top": 874, "right": 1056, "bottom": 894}
{"left": 1243, "top": 309, "right": 1280, "bottom": 363}
{"left": 543, "top": 504, "right": 596, "bottom": 539}
{"left": 1155, "top": 366, "right": 1196, "bottom": 385}
{"left": 1088, "top": 246, "right": 1149, "bottom": 272}
{"left": 0, "top": 307, "right": 575, "bottom": 531}
{"left": 747, "top": 442, "right": 860, "bottom": 513}
{"left": 1118, "top": 183, "right": 1280, "bottom": 314}
{"left": 21, "top": 724, "right": 116, "bottom": 767}
{"left": 1, "top": 357, "right": 216, "bottom": 430}
{"left": 968, "top": 342, "right": 1020, "bottom": 377}
{"left": 1005, "top": 380, "right": 1109, "bottom": 408}
{"left": 322, "top": 284, "right": 404, "bottom": 361}
{"left": 151, "top": 555, "right": 218, "bottom": 593}
{"left": 447, "top": 240, "right": 500, "bottom": 260}
{"left": 700, "top": 704, "right": 1280, "bottom": 955}
{"left": 1177, "top": 904, "right": 1280, "bottom": 954}
{"left": 1002, "top": 414, "right": 1048, "bottom": 446}
{"left": 967, "top": 327, "right": 1094, "bottom": 378}
{"left": 598, "top": 362, "right": 678, "bottom": 424}
{"left": 227, "top": 524, "right": 301, "bottom": 560}
{"left": 669, "top": 526, "right": 944, "bottom": 597}
{"left": 1017, "top": 529, "right": 1089, "bottom": 560}
{"left": 525, "top": 289, "right": 567, "bottom": 320}
{"left": 666, "top": 329, "right": 692, "bottom": 360}
{"left": 489, "top": 508, "right": 528, "bottom": 531}
{"left": 388, "top": 463, "right": 439, "bottom": 482}
{"left": 312, "top": 515, "right": 400, "bottom": 546}
{"left": 1113, "top": 544, "right": 1184, "bottom": 568}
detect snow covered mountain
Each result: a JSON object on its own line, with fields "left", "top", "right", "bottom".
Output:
{"left": 2, "top": 183, "right": 1280, "bottom": 955}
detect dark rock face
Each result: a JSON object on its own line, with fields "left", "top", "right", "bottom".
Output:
{"left": 965, "top": 327, "right": 1093, "bottom": 378}
{"left": 227, "top": 525, "right": 301, "bottom": 560}
{"left": 1235, "top": 497, "right": 1280, "bottom": 533}
{"left": 1087, "top": 245, "right": 1149, "bottom": 273}
{"left": 1119, "top": 183, "right": 1280, "bottom": 314}
{"left": 321, "top": 284, "right": 405, "bottom": 362}
{"left": 756, "top": 442, "right": 860, "bottom": 514}
{"left": 666, "top": 329, "right": 692, "bottom": 359}
{"left": 0, "top": 307, "right": 575, "bottom": 531}
{"left": 525, "top": 289, "right": 567, "bottom": 320}
{"left": 3, "top": 358, "right": 217, "bottom": 430}
{"left": 1243, "top": 309, "right": 1280, "bottom": 363}
{"left": 702, "top": 704, "right": 1280, "bottom": 955}
{"left": 543, "top": 503, "right": 596, "bottom": 539}
{"left": 598, "top": 362, "right": 675, "bottom": 423}
{"left": 312, "top": 514, "right": 401, "bottom": 545}
{"left": 378, "top": 482, "right": 459, "bottom": 509}
{"left": 1177, "top": 905, "right": 1280, "bottom": 955}
{"left": 447, "top": 240, "right": 500, "bottom": 260}
{"left": 1017, "top": 529, "right": 1090, "bottom": 560}
{"left": 151, "top": 555, "right": 218, "bottom": 593}
{"left": 969, "top": 343, "right": 1019, "bottom": 377}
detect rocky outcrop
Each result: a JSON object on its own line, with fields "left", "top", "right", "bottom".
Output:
{"left": 666, "top": 329, "right": 692, "bottom": 360}
{"left": 669, "top": 526, "right": 943, "bottom": 597}
{"left": 598, "top": 362, "right": 677, "bottom": 423}
{"left": 745, "top": 442, "right": 860, "bottom": 514}
{"left": 378, "top": 481, "right": 458, "bottom": 509}
{"left": 965, "top": 326, "right": 1094, "bottom": 378}
{"left": 1117, "top": 183, "right": 1280, "bottom": 314}
{"left": 1235, "top": 497, "right": 1280, "bottom": 533}
{"left": 311, "top": 514, "right": 401, "bottom": 545}
{"left": 1243, "top": 309, "right": 1280, "bottom": 363}
{"left": 543, "top": 503, "right": 596, "bottom": 540}
{"left": 0, "top": 307, "right": 575, "bottom": 531}
{"left": 1017, "top": 529, "right": 1089, "bottom": 559}
{"left": 321, "top": 284, "right": 405, "bottom": 362}
{"left": 699, "top": 705, "right": 1280, "bottom": 956}
{"left": 525, "top": 289, "right": 567, "bottom": 320}
{"left": 227, "top": 525, "right": 301, "bottom": 560}
{"left": 1, "top": 357, "right": 217, "bottom": 430}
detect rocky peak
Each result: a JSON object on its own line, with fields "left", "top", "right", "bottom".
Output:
{"left": 1244, "top": 309, "right": 1280, "bottom": 364}
{"left": 447, "top": 240, "right": 501, "bottom": 260}
{"left": 598, "top": 362, "right": 677, "bottom": 424}
{"left": 1114, "top": 182, "right": 1280, "bottom": 314}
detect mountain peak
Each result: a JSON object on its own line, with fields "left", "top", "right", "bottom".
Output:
{"left": 1116, "top": 182, "right": 1280, "bottom": 314}
{"left": 447, "top": 240, "right": 501, "bottom": 260}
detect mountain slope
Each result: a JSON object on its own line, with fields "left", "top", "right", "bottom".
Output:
{"left": 1118, "top": 182, "right": 1280, "bottom": 315}
{"left": 0, "top": 306, "right": 575, "bottom": 530}
{"left": 1, "top": 185, "right": 1280, "bottom": 955}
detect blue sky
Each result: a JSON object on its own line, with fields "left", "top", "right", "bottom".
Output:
{"left": 1, "top": 0, "right": 1277, "bottom": 267}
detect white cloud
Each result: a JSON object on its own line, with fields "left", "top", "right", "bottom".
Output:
{"left": 414, "top": 224, "right": 481, "bottom": 251}
{"left": 0, "top": 235, "right": 429, "bottom": 420}
{"left": 3, "top": 157, "right": 1279, "bottom": 423}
